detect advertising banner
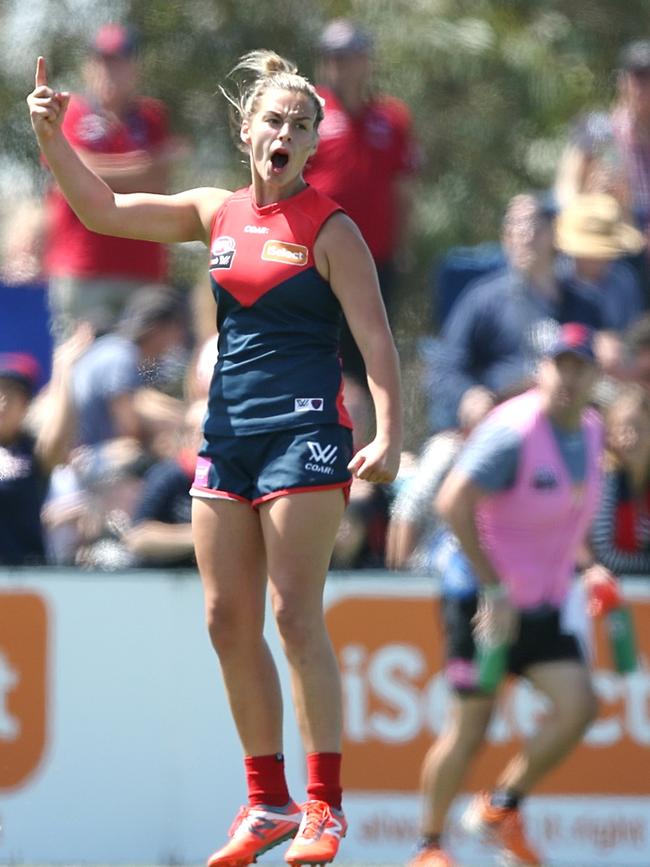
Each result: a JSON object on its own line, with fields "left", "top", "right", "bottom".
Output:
{"left": 0, "top": 571, "right": 648, "bottom": 866}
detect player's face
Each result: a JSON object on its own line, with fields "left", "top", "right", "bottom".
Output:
{"left": 242, "top": 88, "right": 319, "bottom": 195}
{"left": 84, "top": 55, "right": 138, "bottom": 111}
{"left": 538, "top": 353, "right": 598, "bottom": 415}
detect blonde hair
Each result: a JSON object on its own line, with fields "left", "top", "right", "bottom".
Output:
{"left": 221, "top": 50, "right": 324, "bottom": 150}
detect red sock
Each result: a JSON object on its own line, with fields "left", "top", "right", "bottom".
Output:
{"left": 306, "top": 752, "right": 342, "bottom": 810}
{"left": 244, "top": 753, "right": 291, "bottom": 807}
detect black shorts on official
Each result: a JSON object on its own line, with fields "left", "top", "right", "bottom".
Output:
{"left": 441, "top": 594, "right": 585, "bottom": 696}
{"left": 190, "top": 424, "right": 353, "bottom": 508}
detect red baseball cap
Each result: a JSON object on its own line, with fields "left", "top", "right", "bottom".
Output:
{"left": 0, "top": 352, "right": 42, "bottom": 396}
{"left": 91, "top": 23, "right": 138, "bottom": 58}
{"left": 546, "top": 323, "right": 596, "bottom": 363}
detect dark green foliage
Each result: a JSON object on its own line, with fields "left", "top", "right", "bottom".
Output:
{"left": 3, "top": 0, "right": 648, "bottom": 315}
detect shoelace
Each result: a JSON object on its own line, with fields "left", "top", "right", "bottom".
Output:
{"left": 300, "top": 802, "right": 331, "bottom": 840}
{"left": 228, "top": 806, "right": 251, "bottom": 837}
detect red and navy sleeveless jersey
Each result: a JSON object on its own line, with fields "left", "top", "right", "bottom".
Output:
{"left": 206, "top": 184, "right": 353, "bottom": 435}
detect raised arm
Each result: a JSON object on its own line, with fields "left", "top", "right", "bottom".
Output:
{"left": 315, "top": 212, "right": 403, "bottom": 484}
{"left": 33, "top": 322, "right": 94, "bottom": 473}
{"left": 27, "top": 57, "right": 227, "bottom": 245}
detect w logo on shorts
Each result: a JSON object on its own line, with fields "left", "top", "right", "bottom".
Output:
{"left": 306, "top": 441, "right": 338, "bottom": 465}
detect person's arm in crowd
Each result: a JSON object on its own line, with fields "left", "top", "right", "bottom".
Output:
{"left": 316, "top": 212, "right": 402, "bottom": 483}
{"left": 386, "top": 433, "right": 459, "bottom": 569}
{"left": 431, "top": 286, "right": 491, "bottom": 429}
{"left": 589, "top": 472, "right": 650, "bottom": 575}
{"left": 124, "top": 462, "right": 194, "bottom": 564}
{"left": 33, "top": 323, "right": 94, "bottom": 473}
{"left": 27, "top": 58, "right": 227, "bottom": 244}
{"left": 126, "top": 521, "right": 194, "bottom": 562}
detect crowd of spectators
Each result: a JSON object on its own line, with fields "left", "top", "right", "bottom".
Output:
{"left": 2, "top": 20, "right": 650, "bottom": 578}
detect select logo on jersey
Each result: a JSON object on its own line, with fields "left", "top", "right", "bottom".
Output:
{"left": 295, "top": 398, "right": 324, "bottom": 412}
{"left": 262, "top": 240, "right": 309, "bottom": 267}
{"left": 244, "top": 225, "right": 270, "bottom": 234}
{"left": 210, "top": 235, "right": 237, "bottom": 270}
{"left": 0, "top": 592, "right": 48, "bottom": 791}
{"left": 305, "top": 441, "right": 338, "bottom": 475}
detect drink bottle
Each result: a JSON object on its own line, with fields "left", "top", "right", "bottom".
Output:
{"left": 606, "top": 606, "right": 637, "bottom": 674}
{"left": 475, "top": 639, "right": 508, "bottom": 693}
{"left": 588, "top": 574, "right": 638, "bottom": 674}
{"left": 473, "top": 584, "right": 510, "bottom": 693}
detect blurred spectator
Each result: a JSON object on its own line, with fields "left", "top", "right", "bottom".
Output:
{"left": 554, "top": 39, "right": 650, "bottom": 229}
{"left": 124, "top": 399, "right": 204, "bottom": 568}
{"left": 304, "top": 18, "right": 420, "bottom": 378}
{"left": 425, "top": 193, "right": 604, "bottom": 431}
{"left": 43, "top": 436, "right": 149, "bottom": 567}
{"left": 330, "top": 375, "right": 391, "bottom": 569}
{"left": 71, "top": 285, "right": 186, "bottom": 447}
{"left": 555, "top": 193, "right": 646, "bottom": 334}
{"left": 625, "top": 312, "right": 650, "bottom": 393}
{"left": 589, "top": 384, "right": 650, "bottom": 574}
{"left": 386, "top": 388, "right": 495, "bottom": 572}
{"left": 43, "top": 23, "right": 184, "bottom": 341}
{"left": 0, "top": 328, "right": 91, "bottom": 565}
{"left": 133, "top": 387, "right": 186, "bottom": 459}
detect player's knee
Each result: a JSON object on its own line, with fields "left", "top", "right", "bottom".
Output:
{"left": 204, "top": 597, "right": 253, "bottom": 655}
{"left": 272, "top": 592, "right": 320, "bottom": 652}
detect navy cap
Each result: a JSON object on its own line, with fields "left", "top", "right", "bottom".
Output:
{"left": 318, "top": 19, "right": 374, "bottom": 55}
{"left": 546, "top": 323, "right": 596, "bottom": 363}
{"left": 91, "top": 23, "right": 138, "bottom": 58}
{"left": 0, "top": 352, "right": 42, "bottom": 396}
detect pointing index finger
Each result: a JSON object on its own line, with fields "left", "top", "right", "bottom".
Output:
{"left": 35, "top": 56, "right": 47, "bottom": 89}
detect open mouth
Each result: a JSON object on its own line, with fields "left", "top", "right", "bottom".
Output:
{"left": 270, "top": 151, "right": 289, "bottom": 170}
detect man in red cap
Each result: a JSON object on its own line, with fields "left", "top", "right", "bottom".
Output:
{"left": 304, "top": 18, "right": 420, "bottom": 380}
{"left": 42, "top": 23, "right": 183, "bottom": 341}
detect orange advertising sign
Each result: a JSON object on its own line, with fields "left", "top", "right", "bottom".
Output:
{"left": 0, "top": 591, "right": 48, "bottom": 790}
{"left": 327, "top": 593, "right": 650, "bottom": 795}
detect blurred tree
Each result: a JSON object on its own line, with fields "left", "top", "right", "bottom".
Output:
{"left": 2, "top": 0, "right": 648, "bottom": 441}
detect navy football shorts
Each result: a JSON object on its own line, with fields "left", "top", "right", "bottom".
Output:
{"left": 442, "top": 594, "right": 585, "bottom": 696}
{"left": 190, "top": 424, "right": 354, "bottom": 508}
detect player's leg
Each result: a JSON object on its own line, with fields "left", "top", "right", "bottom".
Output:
{"left": 261, "top": 489, "right": 345, "bottom": 753}
{"left": 411, "top": 592, "right": 495, "bottom": 867}
{"left": 462, "top": 614, "right": 596, "bottom": 867}
{"left": 496, "top": 658, "right": 597, "bottom": 794}
{"left": 193, "top": 496, "right": 302, "bottom": 867}
{"left": 259, "top": 488, "right": 347, "bottom": 865}
{"left": 416, "top": 694, "right": 494, "bottom": 864}
{"left": 193, "top": 495, "right": 280, "bottom": 753}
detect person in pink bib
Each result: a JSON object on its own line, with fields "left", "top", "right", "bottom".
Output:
{"left": 410, "top": 323, "right": 605, "bottom": 867}
{"left": 27, "top": 49, "right": 402, "bottom": 867}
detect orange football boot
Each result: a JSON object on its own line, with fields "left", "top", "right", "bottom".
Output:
{"left": 207, "top": 801, "right": 302, "bottom": 867}
{"left": 284, "top": 799, "right": 347, "bottom": 866}
{"left": 462, "top": 792, "right": 542, "bottom": 866}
